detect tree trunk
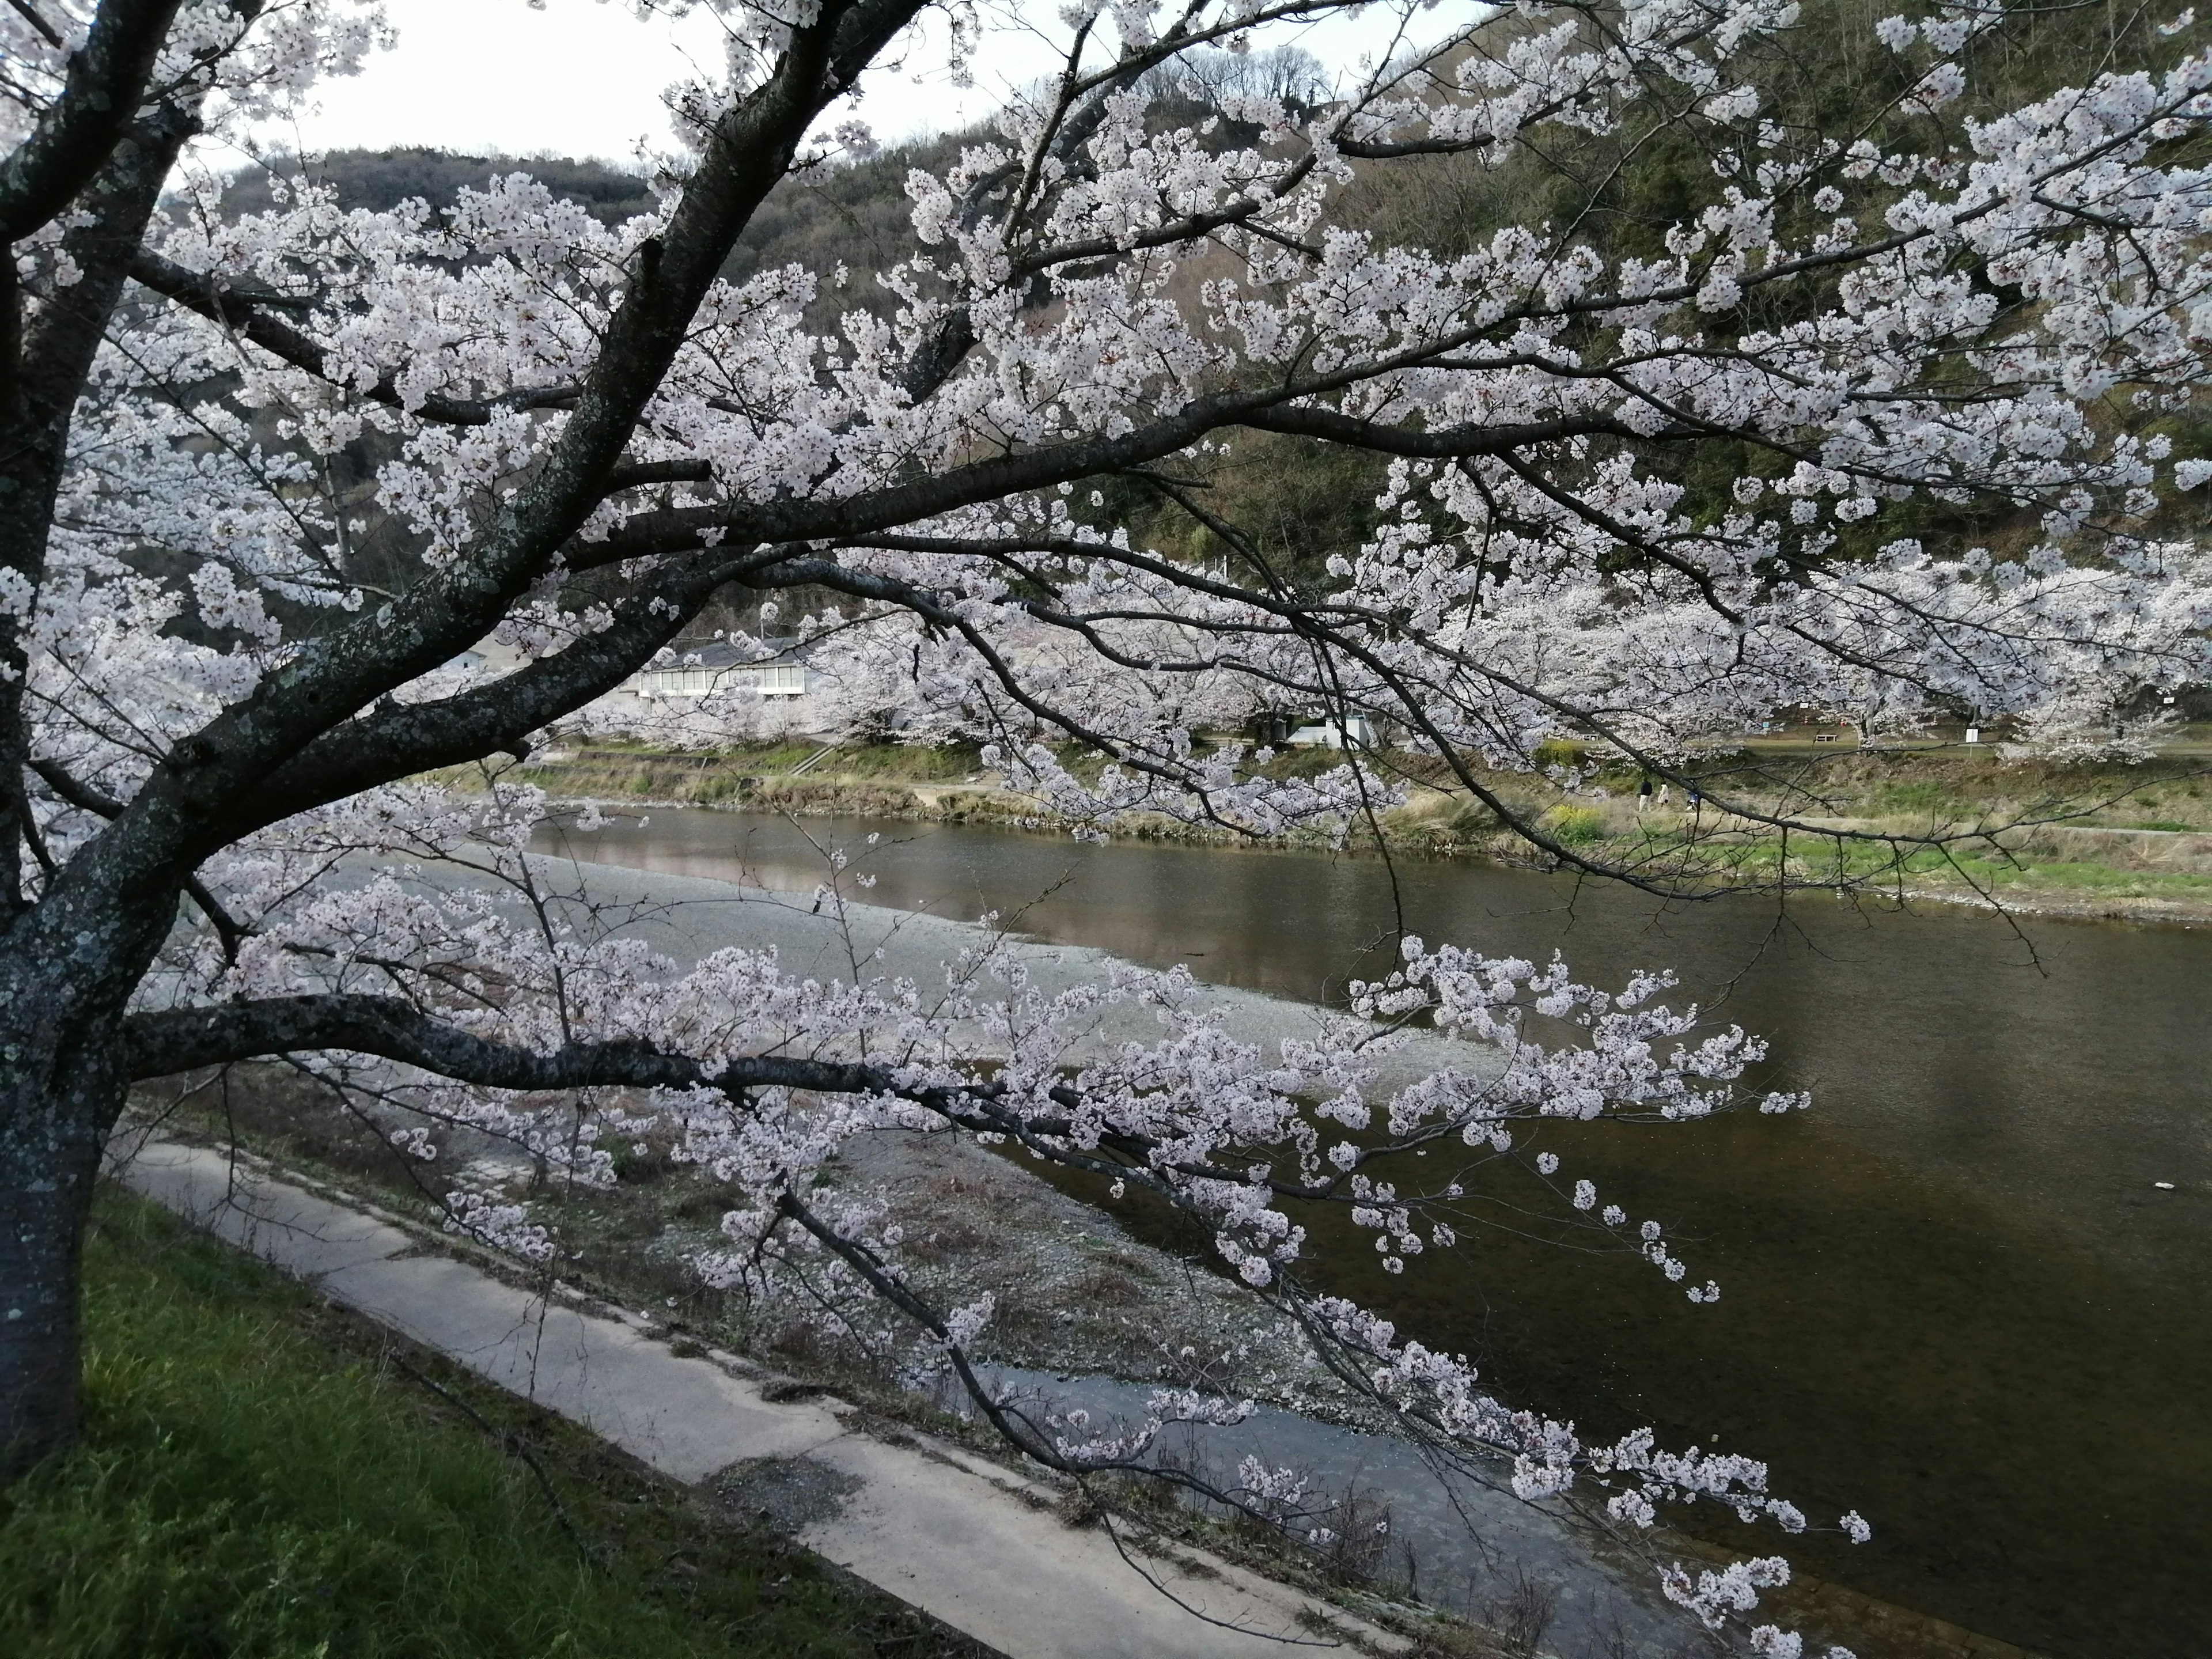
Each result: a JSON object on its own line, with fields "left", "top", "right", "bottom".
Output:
{"left": 0, "top": 940, "right": 143, "bottom": 1479}
{"left": 0, "top": 1126, "right": 101, "bottom": 1478}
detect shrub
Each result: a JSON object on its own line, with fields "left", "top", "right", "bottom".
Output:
{"left": 1530, "top": 738, "right": 1586, "bottom": 771}
{"left": 1541, "top": 805, "right": 1608, "bottom": 844}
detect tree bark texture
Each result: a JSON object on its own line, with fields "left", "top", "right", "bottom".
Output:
{"left": 0, "top": 1024, "right": 127, "bottom": 1478}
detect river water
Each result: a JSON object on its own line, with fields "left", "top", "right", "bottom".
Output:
{"left": 534, "top": 808, "right": 2211, "bottom": 1658}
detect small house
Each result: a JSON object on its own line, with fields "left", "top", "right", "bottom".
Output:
{"left": 1286, "top": 713, "right": 1378, "bottom": 749}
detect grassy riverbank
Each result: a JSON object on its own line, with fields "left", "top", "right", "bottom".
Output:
{"left": 0, "top": 1188, "right": 984, "bottom": 1659}
{"left": 483, "top": 734, "right": 2212, "bottom": 923}
{"left": 113, "top": 1088, "right": 1531, "bottom": 1657}
{"left": 137, "top": 1068, "right": 2052, "bottom": 1659}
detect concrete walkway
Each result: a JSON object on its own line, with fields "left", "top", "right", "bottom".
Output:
{"left": 111, "top": 1131, "right": 1405, "bottom": 1659}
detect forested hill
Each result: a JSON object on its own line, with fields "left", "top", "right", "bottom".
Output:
{"left": 218, "top": 139, "right": 961, "bottom": 315}
{"left": 219, "top": 148, "right": 661, "bottom": 225}
{"left": 211, "top": 46, "right": 1326, "bottom": 291}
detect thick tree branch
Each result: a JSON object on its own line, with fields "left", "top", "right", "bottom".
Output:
{"left": 125, "top": 247, "right": 581, "bottom": 428}
{"left": 604, "top": 456, "right": 714, "bottom": 491}
{"left": 1240, "top": 406, "right": 1679, "bottom": 456}
{"left": 5, "top": 0, "right": 63, "bottom": 48}
{"left": 222, "top": 543, "right": 796, "bottom": 837}
{"left": 60, "top": 0, "right": 929, "bottom": 929}
{"left": 0, "top": 0, "right": 182, "bottom": 241}
{"left": 123, "top": 992, "right": 881, "bottom": 1092}
{"left": 121, "top": 988, "right": 1330, "bottom": 1204}
{"left": 25, "top": 756, "right": 244, "bottom": 958}
{"left": 569, "top": 333, "right": 1548, "bottom": 569}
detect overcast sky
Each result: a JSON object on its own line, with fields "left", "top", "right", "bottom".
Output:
{"left": 269, "top": 0, "right": 1458, "bottom": 166}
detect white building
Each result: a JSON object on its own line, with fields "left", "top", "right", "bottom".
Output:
{"left": 628, "top": 641, "right": 808, "bottom": 700}
{"left": 1286, "top": 713, "right": 1377, "bottom": 749}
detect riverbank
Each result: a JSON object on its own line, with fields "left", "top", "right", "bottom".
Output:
{"left": 472, "top": 737, "right": 2212, "bottom": 926}
{"left": 134, "top": 1070, "right": 2008, "bottom": 1659}
{"left": 105, "top": 1135, "right": 1413, "bottom": 1659}
{"left": 138, "top": 853, "right": 2067, "bottom": 1659}
{"left": 3, "top": 1187, "right": 987, "bottom": 1659}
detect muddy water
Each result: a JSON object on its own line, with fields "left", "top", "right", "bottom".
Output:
{"left": 535, "top": 809, "right": 2212, "bottom": 1658}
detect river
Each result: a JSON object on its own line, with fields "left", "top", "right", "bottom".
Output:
{"left": 532, "top": 807, "right": 2211, "bottom": 1659}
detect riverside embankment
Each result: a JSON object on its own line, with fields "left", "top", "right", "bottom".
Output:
{"left": 491, "top": 736, "right": 2212, "bottom": 925}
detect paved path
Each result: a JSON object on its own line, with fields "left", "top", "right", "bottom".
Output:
{"left": 111, "top": 1131, "right": 1405, "bottom": 1659}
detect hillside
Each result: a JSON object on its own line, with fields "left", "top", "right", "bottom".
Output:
{"left": 219, "top": 137, "right": 963, "bottom": 330}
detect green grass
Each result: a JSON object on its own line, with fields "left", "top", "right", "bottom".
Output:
{"left": 0, "top": 1191, "right": 972, "bottom": 1659}
{"left": 1875, "top": 779, "right": 1958, "bottom": 814}
{"left": 1953, "top": 857, "right": 2212, "bottom": 894}
{"left": 1539, "top": 804, "right": 1608, "bottom": 844}
{"left": 475, "top": 736, "right": 2212, "bottom": 914}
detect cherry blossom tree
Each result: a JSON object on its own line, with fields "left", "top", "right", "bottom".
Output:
{"left": 7, "top": 0, "right": 2212, "bottom": 1649}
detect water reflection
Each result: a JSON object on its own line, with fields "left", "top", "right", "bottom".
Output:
{"left": 536, "top": 809, "right": 2212, "bottom": 1658}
